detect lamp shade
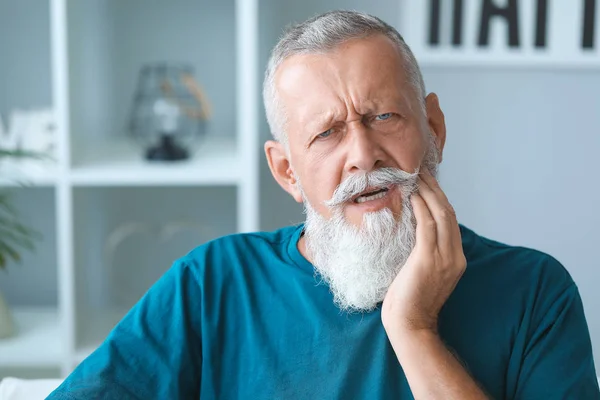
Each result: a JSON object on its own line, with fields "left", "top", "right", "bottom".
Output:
{"left": 128, "top": 63, "right": 212, "bottom": 161}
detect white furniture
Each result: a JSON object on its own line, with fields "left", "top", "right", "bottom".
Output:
{"left": 0, "top": 0, "right": 258, "bottom": 378}
{"left": 0, "top": 378, "right": 62, "bottom": 400}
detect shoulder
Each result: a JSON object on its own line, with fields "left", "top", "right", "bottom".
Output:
{"left": 186, "top": 224, "right": 300, "bottom": 259}
{"left": 459, "top": 225, "right": 574, "bottom": 296}
{"left": 449, "top": 226, "right": 580, "bottom": 351}
{"left": 172, "top": 224, "right": 302, "bottom": 276}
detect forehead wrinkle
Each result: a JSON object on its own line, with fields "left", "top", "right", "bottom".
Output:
{"left": 281, "top": 56, "right": 350, "bottom": 131}
{"left": 347, "top": 76, "right": 408, "bottom": 115}
{"left": 305, "top": 109, "right": 336, "bottom": 131}
{"left": 354, "top": 97, "right": 379, "bottom": 115}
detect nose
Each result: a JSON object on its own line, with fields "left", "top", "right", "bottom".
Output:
{"left": 345, "top": 122, "right": 385, "bottom": 173}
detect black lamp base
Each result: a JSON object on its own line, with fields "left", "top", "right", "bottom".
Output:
{"left": 145, "top": 134, "right": 189, "bottom": 161}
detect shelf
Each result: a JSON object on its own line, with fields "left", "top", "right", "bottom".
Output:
{"left": 69, "top": 135, "right": 239, "bottom": 187}
{"left": 0, "top": 0, "right": 260, "bottom": 378}
{"left": 0, "top": 308, "right": 61, "bottom": 368}
{"left": 67, "top": 0, "right": 238, "bottom": 184}
{"left": 0, "top": 160, "right": 58, "bottom": 187}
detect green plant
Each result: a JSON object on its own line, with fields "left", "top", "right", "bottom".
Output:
{"left": 0, "top": 148, "right": 44, "bottom": 270}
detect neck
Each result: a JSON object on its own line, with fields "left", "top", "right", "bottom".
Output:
{"left": 297, "top": 232, "right": 313, "bottom": 264}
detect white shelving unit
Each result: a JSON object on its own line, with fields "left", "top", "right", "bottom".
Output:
{"left": 0, "top": 160, "right": 58, "bottom": 187}
{"left": 69, "top": 136, "right": 240, "bottom": 187}
{"left": 0, "top": 0, "right": 258, "bottom": 378}
{"left": 0, "top": 309, "right": 62, "bottom": 368}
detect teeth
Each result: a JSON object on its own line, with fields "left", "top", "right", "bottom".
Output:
{"left": 356, "top": 190, "right": 387, "bottom": 203}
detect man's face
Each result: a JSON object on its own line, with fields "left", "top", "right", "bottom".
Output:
{"left": 272, "top": 34, "right": 442, "bottom": 225}
{"left": 265, "top": 34, "right": 446, "bottom": 311}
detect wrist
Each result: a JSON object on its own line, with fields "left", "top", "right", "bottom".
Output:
{"left": 381, "top": 309, "right": 439, "bottom": 335}
{"left": 388, "top": 325, "right": 440, "bottom": 342}
{"left": 384, "top": 324, "right": 442, "bottom": 358}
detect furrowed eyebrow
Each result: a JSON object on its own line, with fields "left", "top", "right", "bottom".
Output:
{"left": 306, "top": 111, "right": 336, "bottom": 132}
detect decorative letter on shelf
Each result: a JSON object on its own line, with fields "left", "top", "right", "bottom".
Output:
{"left": 401, "top": 0, "right": 599, "bottom": 67}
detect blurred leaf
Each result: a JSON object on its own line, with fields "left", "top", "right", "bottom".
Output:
{"left": 0, "top": 149, "right": 55, "bottom": 187}
{"left": 0, "top": 198, "right": 40, "bottom": 271}
{"left": 0, "top": 241, "right": 21, "bottom": 263}
{"left": 0, "top": 193, "right": 18, "bottom": 216}
{"left": 0, "top": 221, "right": 36, "bottom": 248}
{"left": 0, "top": 148, "right": 44, "bottom": 271}
{"left": 0, "top": 148, "right": 47, "bottom": 160}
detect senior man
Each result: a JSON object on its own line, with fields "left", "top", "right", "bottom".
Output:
{"left": 49, "top": 10, "right": 599, "bottom": 400}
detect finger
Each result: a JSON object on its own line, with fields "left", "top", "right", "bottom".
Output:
{"left": 420, "top": 170, "right": 450, "bottom": 204}
{"left": 421, "top": 171, "right": 465, "bottom": 266}
{"left": 410, "top": 192, "right": 436, "bottom": 248}
{"left": 420, "top": 174, "right": 462, "bottom": 250}
{"left": 417, "top": 176, "right": 460, "bottom": 252}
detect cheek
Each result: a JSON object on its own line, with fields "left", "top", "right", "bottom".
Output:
{"left": 384, "top": 130, "right": 428, "bottom": 171}
{"left": 302, "top": 154, "right": 344, "bottom": 208}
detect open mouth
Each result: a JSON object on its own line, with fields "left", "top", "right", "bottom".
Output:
{"left": 352, "top": 187, "right": 390, "bottom": 204}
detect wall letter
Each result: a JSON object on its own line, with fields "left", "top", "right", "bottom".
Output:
{"left": 582, "top": 0, "right": 596, "bottom": 48}
{"left": 535, "top": 0, "right": 549, "bottom": 47}
{"left": 453, "top": 0, "right": 464, "bottom": 45}
{"left": 428, "top": 0, "right": 442, "bottom": 45}
{"left": 428, "top": 0, "right": 464, "bottom": 46}
{"left": 478, "top": 0, "right": 521, "bottom": 47}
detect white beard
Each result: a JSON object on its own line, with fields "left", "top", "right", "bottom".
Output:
{"left": 299, "top": 139, "right": 439, "bottom": 313}
{"left": 303, "top": 177, "right": 417, "bottom": 313}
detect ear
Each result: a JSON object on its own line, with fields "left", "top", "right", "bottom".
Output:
{"left": 425, "top": 93, "right": 447, "bottom": 163}
{"left": 264, "top": 140, "right": 303, "bottom": 203}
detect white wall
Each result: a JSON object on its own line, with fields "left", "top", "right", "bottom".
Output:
{"left": 258, "top": 0, "right": 600, "bottom": 368}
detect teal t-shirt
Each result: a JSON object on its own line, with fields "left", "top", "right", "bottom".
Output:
{"left": 48, "top": 224, "right": 599, "bottom": 399}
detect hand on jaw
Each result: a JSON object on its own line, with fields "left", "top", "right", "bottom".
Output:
{"left": 381, "top": 168, "right": 466, "bottom": 335}
{"left": 381, "top": 170, "right": 488, "bottom": 400}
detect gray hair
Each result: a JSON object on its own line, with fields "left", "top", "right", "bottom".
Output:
{"left": 263, "top": 10, "right": 427, "bottom": 144}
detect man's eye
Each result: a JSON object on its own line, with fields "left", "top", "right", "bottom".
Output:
{"left": 317, "top": 129, "right": 333, "bottom": 139}
{"left": 375, "top": 113, "right": 393, "bottom": 121}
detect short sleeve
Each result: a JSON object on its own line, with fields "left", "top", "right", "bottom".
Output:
{"left": 513, "top": 282, "right": 600, "bottom": 399}
{"left": 47, "top": 259, "right": 203, "bottom": 399}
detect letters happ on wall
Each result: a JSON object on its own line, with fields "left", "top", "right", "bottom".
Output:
{"left": 401, "top": 0, "right": 600, "bottom": 67}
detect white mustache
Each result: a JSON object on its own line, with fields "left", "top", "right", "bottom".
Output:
{"left": 324, "top": 167, "right": 419, "bottom": 208}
